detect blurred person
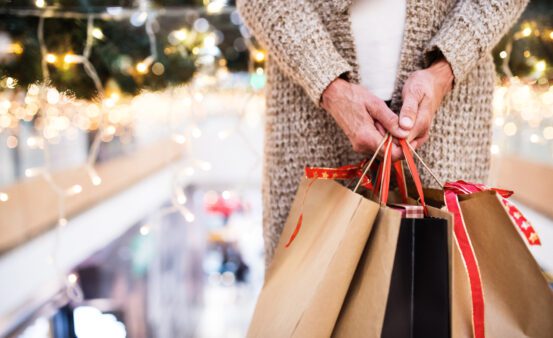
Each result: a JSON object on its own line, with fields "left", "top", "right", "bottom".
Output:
{"left": 237, "top": 0, "right": 528, "bottom": 265}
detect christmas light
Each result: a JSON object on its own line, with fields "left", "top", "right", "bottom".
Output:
{"left": 6, "top": 135, "right": 18, "bottom": 148}
{"left": 63, "top": 53, "right": 80, "bottom": 64}
{"left": 67, "top": 273, "right": 78, "bottom": 284}
{"left": 35, "top": 0, "right": 45, "bottom": 8}
{"left": 172, "top": 134, "right": 186, "bottom": 144}
{"left": 503, "top": 122, "right": 518, "bottom": 136}
{"left": 66, "top": 184, "right": 83, "bottom": 196}
{"left": 254, "top": 50, "right": 265, "bottom": 62}
{"left": 499, "top": 51, "right": 507, "bottom": 59}
{"left": 92, "top": 28, "right": 104, "bottom": 40}
{"left": 206, "top": 0, "right": 227, "bottom": 14}
{"left": 0, "top": 192, "right": 8, "bottom": 202}
{"left": 139, "top": 224, "right": 151, "bottom": 236}
{"left": 45, "top": 53, "right": 57, "bottom": 63}
{"left": 535, "top": 60, "right": 546, "bottom": 72}
{"left": 9, "top": 42, "right": 24, "bottom": 55}
{"left": 136, "top": 61, "right": 149, "bottom": 74}
{"left": 522, "top": 26, "right": 532, "bottom": 37}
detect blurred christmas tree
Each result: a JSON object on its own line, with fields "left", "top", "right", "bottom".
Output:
{"left": 493, "top": 0, "right": 553, "bottom": 83}
{"left": 0, "top": 0, "right": 246, "bottom": 99}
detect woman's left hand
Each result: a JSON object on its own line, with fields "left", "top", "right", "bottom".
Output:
{"left": 398, "top": 58, "right": 454, "bottom": 149}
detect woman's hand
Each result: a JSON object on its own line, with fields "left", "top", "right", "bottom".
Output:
{"left": 322, "top": 78, "right": 408, "bottom": 159}
{"left": 399, "top": 58, "right": 454, "bottom": 148}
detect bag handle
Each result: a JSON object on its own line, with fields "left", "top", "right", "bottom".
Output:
{"left": 376, "top": 138, "right": 432, "bottom": 215}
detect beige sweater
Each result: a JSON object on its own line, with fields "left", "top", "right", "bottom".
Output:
{"left": 237, "top": 0, "right": 528, "bottom": 264}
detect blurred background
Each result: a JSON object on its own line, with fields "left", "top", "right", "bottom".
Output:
{"left": 0, "top": 0, "right": 551, "bottom": 337}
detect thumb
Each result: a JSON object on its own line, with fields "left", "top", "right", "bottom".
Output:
{"left": 399, "top": 94, "right": 419, "bottom": 130}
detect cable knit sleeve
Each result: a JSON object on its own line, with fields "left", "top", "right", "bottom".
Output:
{"left": 236, "top": 0, "right": 353, "bottom": 106}
{"left": 424, "top": 0, "right": 529, "bottom": 84}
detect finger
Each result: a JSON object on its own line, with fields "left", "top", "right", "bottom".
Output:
{"left": 368, "top": 100, "right": 408, "bottom": 139}
{"left": 412, "top": 132, "right": 430, "bottom": 149}
{"left": 390, "top": 144, "right": 404, "bottom": 162}
{"left": 399, "top": 94, "right": 419, "bottom": 130}
{"left": 351, "top": 123, "right": 385, "bottom": 155}
{"left": 407, "top": 97, "right": 433, "bottom": 142}
{"left": 375, "top": 121, "right": 386, "bottom": 136}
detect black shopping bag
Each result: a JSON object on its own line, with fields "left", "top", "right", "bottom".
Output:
{"left": 381, "top": 216, "right": 450, "bottom": 338}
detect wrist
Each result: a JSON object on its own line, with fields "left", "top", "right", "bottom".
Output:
{"left": 321, "top": 77, "right": 350, "bottom": 109}
{"left": 428, "top": 58, "right": 454, "bottom": 93}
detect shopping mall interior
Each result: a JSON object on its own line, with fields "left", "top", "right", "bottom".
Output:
{"left": 0, "top": 1, "right": 552, "bottom": 337}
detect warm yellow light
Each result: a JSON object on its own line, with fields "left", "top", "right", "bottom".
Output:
{"left": 206, "top": 0, "right": 225, "bottom": 14}
{"left": 10, "top": 42, "right": 24, "bottom": 55}
{"left": 174, "top": 29, "right": 188, "bottom": 41}
{"left": 254, "top": 50, "right": 265, "bottom": 62}
{"left": 490, "top": 144, "right": 500, "bottom": 155}
{"left": 92, "top": 27, "right": 104, "bottom": 40}
{"left": 550, "top": 31, "right": 553, "bottom": 40}
{"left": 136, "top": 61, "right": 149, "bottom": 74}
{"left": 35, "top": 0, "right": 45, "bottom": 8}
{"left": 63, "top": 53, "right": 79, "bottom": 64}
{"left": 499, "top": 51, "right": 507, "bottom": 59}
{"left": 5, "top": 77, "right": 16, "bottom": 89}
{"left": 535, "top": 60, "right": 546, "bottom": 72}
{"left": 522, "top": 27, "right": 532, "bottom": 37}
{"left": 523, "top": 50, "right": 531, "bottom": 58}
{"left": 45, "top": 53, "right": 57, "bottom": 63}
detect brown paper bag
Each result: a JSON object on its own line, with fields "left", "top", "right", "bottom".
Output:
{"left": 247, "top": 177, "right": 380, "bottom": 338}
{"left": 332, "top": 207, "right": 402, "bottom": 337}
{"left": 457, "top": 191, "right": 553, "bottom": 337}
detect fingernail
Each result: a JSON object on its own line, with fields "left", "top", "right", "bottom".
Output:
{"left": 400, "top": 117, "right": 413, "bottom": 128}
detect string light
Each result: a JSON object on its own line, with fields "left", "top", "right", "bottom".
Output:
{"left": 35, "top": 0, "right": 45, "bottom": 8}
{"left": 139, "top": 224, "right": 151, "bottom": 236}
{"left": 0, "top": 192, "right": 8, "bottom": 202}
{"left": 136, "top": 61, "right": 149, "bottom": 74}
{"left": 253, "top": 50, "right": 265, "bottom": 62}
{"left": 92, "top": 28, "right": 104, "bottom": 40}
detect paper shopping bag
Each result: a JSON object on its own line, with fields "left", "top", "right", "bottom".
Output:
{"left": 246, "top": 177, "right": 380, "bottom": 338}
{"left": 455, "top": 190, "right": 553, "bottom": 337}
{"left": 418, "top": 180, "right": 553, "bottom": 337}
{"left": 334, "top": 138, "right": 452, "bottom": 338}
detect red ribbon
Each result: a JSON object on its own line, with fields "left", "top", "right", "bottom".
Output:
{"left": 445, "top": 180, "right": 540, "bottom": 246}
{"left": 444, "top": 180, "right": 541, "bottom": 338}
{"left": 284, "top": 161, "right": 375, "bottom": 247}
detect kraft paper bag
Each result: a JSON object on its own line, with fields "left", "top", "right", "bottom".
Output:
{"left": 333, "top": 204, "right": 452, "bottom": 338}
{"left": 457, "top": 191, "right": 553, "bottom": 337}
{"left": 246, "top": 177, "right": 380, "bottom": 338}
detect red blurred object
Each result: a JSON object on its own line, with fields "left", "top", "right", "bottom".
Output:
{"left": 204, "top": 193, "right": 243, "bottom": 219}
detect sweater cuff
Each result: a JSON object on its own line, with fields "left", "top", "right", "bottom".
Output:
{"left": 423, "top": 14, "right": 481, "bottom": 86}
{"left": 300, "top": 50, "right": 354, "bottom": 107}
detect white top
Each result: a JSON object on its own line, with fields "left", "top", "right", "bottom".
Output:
{"left": 350, "top": 0, "right": 406, "bottom": 100}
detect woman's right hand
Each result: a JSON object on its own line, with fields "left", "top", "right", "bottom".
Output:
{"left": 321, "top": 78, "right": 407, "bottom": 160}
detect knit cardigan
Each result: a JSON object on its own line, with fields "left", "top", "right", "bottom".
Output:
{"left": 237, "top": 0, "right": 528, "bottom": 264}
